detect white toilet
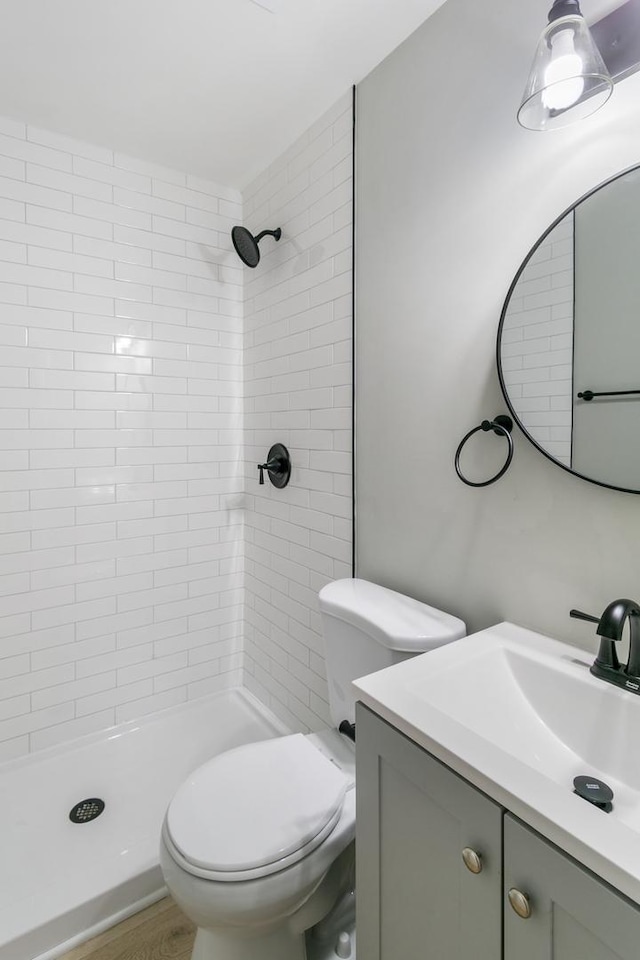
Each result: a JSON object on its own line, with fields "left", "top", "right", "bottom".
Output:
{"left": 160, "top": 578, "right": 466, "bottom": 960}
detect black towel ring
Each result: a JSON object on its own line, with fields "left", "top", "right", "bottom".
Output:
{"left": 455, "top": 415, "right": 514, "bottom": 487}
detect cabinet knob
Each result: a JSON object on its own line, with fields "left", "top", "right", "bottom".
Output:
{"left": 508, "top": 888, "right": 532, "bottom": 919}
{"left": 461, "top": 847, "right": 483, "bottom": 874}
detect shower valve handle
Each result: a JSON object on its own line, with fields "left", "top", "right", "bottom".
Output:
{"left": 256, "top": 444, "right": 292, "bottom": 489}
{"left": 258, "top": 457, "right": 282, "bottom": 485}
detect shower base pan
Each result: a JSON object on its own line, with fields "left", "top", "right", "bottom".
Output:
{"left": 0, "top": 688, "right": 286, "bottom": 960}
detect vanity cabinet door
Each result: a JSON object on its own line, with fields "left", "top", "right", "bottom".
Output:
{"left": 356, "top": 704, "right": 502, "bottom": 960}
{"left": 504, "top": 814, "right": 640, "bottom": 960}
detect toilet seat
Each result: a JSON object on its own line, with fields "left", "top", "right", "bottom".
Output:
{"left": 165, "top": 734, "right": 352, "bottom": 882}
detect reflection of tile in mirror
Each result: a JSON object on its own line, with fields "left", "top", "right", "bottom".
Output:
{"left": 501, "top": 213, "right": 574, "bottom": 467}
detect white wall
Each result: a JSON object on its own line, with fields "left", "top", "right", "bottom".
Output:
{"left": 0, "top": 120, "right": 244, "bottom": 759}
{"left": 243, "top": 93, "right": 353, "bottom": 732}
{"left": 356, "top": 0, "right": 640, "bottom": 651}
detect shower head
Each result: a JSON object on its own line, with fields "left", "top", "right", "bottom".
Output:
{"left": 231, "top": 225, "right": 282, "bottom": 268}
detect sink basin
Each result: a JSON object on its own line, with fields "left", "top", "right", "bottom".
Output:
{"left": 409, "top": 638, "right": 640, "bottom": 803}
{"left": 353, "top": 621, "right": 640, "bottom": 905}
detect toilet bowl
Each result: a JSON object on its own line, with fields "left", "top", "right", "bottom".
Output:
{"left": 160, "top": 578, "right": 466, "bottom": 960}
{"left": 160, "top": 729, "right": 355, "bottom": 960}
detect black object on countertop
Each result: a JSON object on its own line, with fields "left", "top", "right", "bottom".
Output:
{"left": 571, "top": 600, "right": 640, "bottom": 694}
{"left": 573, "top": 776, "right": 614, "bottom": 813}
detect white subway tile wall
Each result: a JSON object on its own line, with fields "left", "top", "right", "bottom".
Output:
{"left": 0, "top": 121, "right": 245, "bottom": 760}
{"left": 501, "top": 214, "right": 574, "bottom": 465}
{"left": 242, "top": 93, "right": 353, "bottom": 732}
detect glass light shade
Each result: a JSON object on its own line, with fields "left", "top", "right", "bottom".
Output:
{"left": 518, "top": 14, "right": 613, "bottom": 131}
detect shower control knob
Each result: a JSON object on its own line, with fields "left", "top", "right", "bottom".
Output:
{"left": 258, "top": 457, "right": 282, "bottom": 484}
{"left": 258, "top": 460, "right": 277, "bottom": 485}
{"left": 461, "top": 847, "right": 483, "bottom": 874}
{"left": 256, "top": 443, "right": 291, "bottom": 489}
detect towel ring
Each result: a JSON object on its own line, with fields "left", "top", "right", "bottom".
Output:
{"left": 455, "top": 415, "right": 514, "bottom": 487}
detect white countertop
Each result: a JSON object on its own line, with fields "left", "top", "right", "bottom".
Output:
{"left": 353, "top": 621, "right": 640, "bottom": 906}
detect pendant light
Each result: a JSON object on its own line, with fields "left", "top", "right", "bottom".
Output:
{"left": 518, "top": 0, "right": 613, "bottom": 131}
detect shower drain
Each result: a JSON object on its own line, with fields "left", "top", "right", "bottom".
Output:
{"left": 69, "top": 798, "right": 105, "bottom": 824}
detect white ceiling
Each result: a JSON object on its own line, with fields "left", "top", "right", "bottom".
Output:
{"left": 0, "top": 0, "right": 448, "bottom": 189}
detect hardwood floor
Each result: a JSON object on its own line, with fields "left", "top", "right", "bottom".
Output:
{"left": 60, "top": 898, "right": 196, "bottom": 960}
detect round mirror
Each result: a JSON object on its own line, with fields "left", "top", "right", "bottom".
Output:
{"left": 497, "top": 163, "right": 640, "bottom": 494}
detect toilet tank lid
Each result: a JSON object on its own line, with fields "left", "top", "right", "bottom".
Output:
{"left": 318, "top": 578, "right": 466, "bottom": 652}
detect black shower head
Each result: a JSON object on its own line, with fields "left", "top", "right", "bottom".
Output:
{"left": 231, "top": 225, "right": 282, "bottom": 268}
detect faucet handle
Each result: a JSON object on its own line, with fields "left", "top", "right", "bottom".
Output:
{"left": 576, "top": 598, "right": 640, "bottom": 693}
{"left": 569, "top": 609, "right": 600, "bottom": 625}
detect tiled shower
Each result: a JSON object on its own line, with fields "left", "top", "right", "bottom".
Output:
{"left": 243, "top": 92, "right": 353, "bottom": 732}
{"left": 0, "top": 92, "right": 352, "bottom": 760}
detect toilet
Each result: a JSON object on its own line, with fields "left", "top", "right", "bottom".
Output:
{"left": 160, "top": 578, "right": 466, "bottom": 960}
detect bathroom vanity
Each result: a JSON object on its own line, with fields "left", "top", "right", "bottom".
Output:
{"left": 353, "top": 622, "right": 640, "bottom": 959}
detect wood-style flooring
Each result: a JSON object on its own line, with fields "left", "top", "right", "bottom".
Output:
{"left": 60, "top": 898, "right": 196, "bottom": 960}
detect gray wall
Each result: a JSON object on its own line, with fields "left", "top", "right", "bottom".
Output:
{"left": 356, "top": 0, "right": 640, "bottom": 653}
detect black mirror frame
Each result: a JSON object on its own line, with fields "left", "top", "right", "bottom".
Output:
{"left": 496, "top": 161, "right": 640, "bottom": 496}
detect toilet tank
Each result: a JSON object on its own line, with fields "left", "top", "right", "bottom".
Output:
{"left": 319, "top": 578, "right": 466, "bottom": 727}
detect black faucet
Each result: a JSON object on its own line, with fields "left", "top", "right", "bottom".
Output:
{"left": 570, "top": 599, "right": 640, "bottom": 694}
